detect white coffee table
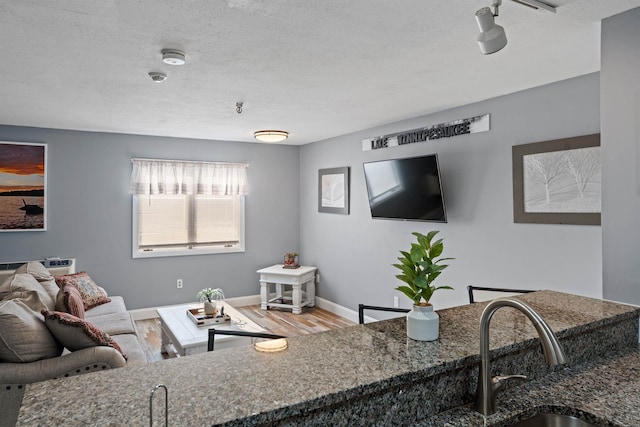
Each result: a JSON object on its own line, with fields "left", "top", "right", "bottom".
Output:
{"left": 157, "top": 302, "right": 265, "bottom": 356}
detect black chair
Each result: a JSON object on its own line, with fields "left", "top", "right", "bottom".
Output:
{"left": 467, "top": 285, "right": 536, "bottom": 304}
{"left": 358, "top": 304, "right": 410, "bottom": 324}
{"left": 207, "top": 328, "right": 286, "bottom": 351}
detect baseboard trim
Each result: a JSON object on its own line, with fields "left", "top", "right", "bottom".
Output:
{"left": 315, "top": 297, "right": 371, "bottom": 324}
{"left": 129, "top": 294, "right": 262, "bottom": 321}
{"left": 129, "top": 294, "right": 368, "bottom": 323}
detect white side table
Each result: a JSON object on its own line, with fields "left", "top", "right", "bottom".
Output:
{"left": 257, "top": 264, "right": 317, "bottom": 314}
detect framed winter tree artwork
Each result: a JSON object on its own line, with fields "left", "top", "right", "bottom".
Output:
{"left": 512, "top": 134, "right": 601, "bottom": 225}
{"left": 318, "top": 167, "right": 350, "bottom": 215}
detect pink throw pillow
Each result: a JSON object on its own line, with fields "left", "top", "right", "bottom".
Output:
{"left": 54, "top": 272, "right": 111, "bottom": 310}
{"left": 42, "top": 310, "right": 127, "bottom": 360}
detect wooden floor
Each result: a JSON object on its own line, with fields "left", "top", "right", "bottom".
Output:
{"left": 136, "top": 304, "right": 355, "bottom": 363}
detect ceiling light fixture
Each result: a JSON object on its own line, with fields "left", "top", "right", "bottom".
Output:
{"left": 162, "top": 49, "right": 186, "bottom": 65}
{"left": 254, "top": 130, "right": 289, "bottom": 143}
{"left": 476, "top": 0, "right": 556, "bottom": 55}
{"left": 475, "top": 0, "right": 507, "bottom": 55}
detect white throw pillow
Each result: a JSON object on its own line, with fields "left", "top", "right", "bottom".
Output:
{"left": 15, "top": 261, "right": 59, "bottom": 302}
{"left": 0, "top": 273, "right": 55, "bottom": 311}
{"left": 0, "top": 299, "right": 63, "bottom": 362}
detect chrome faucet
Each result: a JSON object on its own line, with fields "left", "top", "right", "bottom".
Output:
{"left": 474, "top": 298, "right": 567, "bottom": 415}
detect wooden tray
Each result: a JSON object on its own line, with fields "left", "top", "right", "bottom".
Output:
{"left": 186, "top": 308, "right": 231, "bottom": 326}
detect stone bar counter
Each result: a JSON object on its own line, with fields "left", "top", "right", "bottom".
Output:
{"left": 14, "top": 291, "right": 640, "bottom": 426}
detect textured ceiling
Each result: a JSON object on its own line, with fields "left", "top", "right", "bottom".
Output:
{"left": 1, "top": 1, "right": 640, "bottom": 145}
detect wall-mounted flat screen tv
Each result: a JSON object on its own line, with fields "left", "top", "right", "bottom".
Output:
{"left": 363, "top": 154, "right": 447, "bottom": 222}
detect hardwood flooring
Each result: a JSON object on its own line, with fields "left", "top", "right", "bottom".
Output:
{"left": 135, "top": 304, "right": 355, "bottom": 363}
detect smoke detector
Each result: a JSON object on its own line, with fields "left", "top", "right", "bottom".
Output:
{"left": 148, "top": 72, "right": 167, "bottom": 83}
{"left": 162, "top": 50, "right": 186, "bottom": 65}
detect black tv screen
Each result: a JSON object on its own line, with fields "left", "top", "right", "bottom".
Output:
{"left": 363, "top": 154, "right": 447, "bottom": 222}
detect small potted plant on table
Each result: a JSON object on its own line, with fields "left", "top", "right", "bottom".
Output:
{"left": 393, "top": 231, "right": 454, "bottom": 341}
{"left": 197, "top": 288, "right": 225, "bottom": 316}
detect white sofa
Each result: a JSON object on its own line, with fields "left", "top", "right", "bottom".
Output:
{"left": 0, "top": 260, "right": 147, "bottom": 425}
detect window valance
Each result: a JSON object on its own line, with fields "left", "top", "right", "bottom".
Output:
{"left": 130, "top": 158, "right": 249, "bottom": 196}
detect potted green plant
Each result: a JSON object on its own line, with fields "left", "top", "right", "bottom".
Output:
{"left": 393, "top": 231, "right": 453, "bottom": 341}
{"left": 196, "top": 288, "right": 225, "bottom": 315}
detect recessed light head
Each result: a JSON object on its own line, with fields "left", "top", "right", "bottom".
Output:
{"left": 254, "top": 130, "right": 289, "bottom": 143}
{"left": 148, "top": 72, "right": 167, "bottom": 83}
{"left": 162, "top": 49, "right": 186, "bottom": 65}
{"left": 475, "top": 6, "right": 507, "bottom": 54}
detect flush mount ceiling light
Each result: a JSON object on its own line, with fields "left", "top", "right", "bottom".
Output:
{"left": 475, "top": 1, "right": 507, "bottom": 55}
{"left": 254, "top": 130, "right": 289, "bottom": 143}
{"left": 162, "top": 49, "right": 186, "bottom": 65}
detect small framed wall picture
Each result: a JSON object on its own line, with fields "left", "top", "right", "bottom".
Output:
{"left": 512, "top": 134, "right": 600, "bottom": 225}
{"left": 0, "top": 141, "right": 47, "bottom": 231}
{"left": 318, "top": 167, "right": 350, "bottom": 215}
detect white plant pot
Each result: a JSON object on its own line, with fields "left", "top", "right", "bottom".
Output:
{"left": 203, "top": 301, "right": 216, "bottom": 316}
{"left": 406, "top": 304, "right": 439, "bottom": 341}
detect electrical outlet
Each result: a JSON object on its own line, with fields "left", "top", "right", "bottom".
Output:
{"left": 176, "top": 279, "right": 183, "bottom": 289}
{"left": 393, "top": 296, "right": 399, "bottom": 308}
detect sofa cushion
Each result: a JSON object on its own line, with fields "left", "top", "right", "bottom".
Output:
{"left": 54, "top": 272, "right": 111, "bottom": 310}
{"left": 3, "top": 290, "right": 52, "bottom": 313}
{"left": 0, "top": 273, "right": 55, "bottom": 311}
{"left": 15, "top": 261, "right": 60, "bottom": 303}
{"left": 87, "top": 311, "right": 138, "bottom": 336}
{"left": 38, "top": 278, "right": 60, "bottom": 303}
{"left": 0, "top": 299, "right": 63, "bottom": 362}
{"left": 85, "top": 296, "right": 127, "bottom": 318}
{"left": 16, "top": 261, "right": 58, "bottom": 304}
{"left": 42, "top": 310, "right": 127, "bottom": 360}
{"left": 111, "top": 334, "right": 147, "bottom": 367}
{"left": 55, "top": 286, "right": 85, "bottom": 319}
{"left": 15, "top": 261, "right": 53, "bottom": 281}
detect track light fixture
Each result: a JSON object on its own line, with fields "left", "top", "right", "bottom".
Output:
{"left": 475, "top": 0, "right": 557, "bottom": 55}
{"left": 475, "top": 0, "right": 507, "bottom": 55}
{"left": 511, "top": 0, "right": 556, "bottom": 13}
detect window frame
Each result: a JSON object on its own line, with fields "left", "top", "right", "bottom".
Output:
{"left": 132, "top": 194, "right": 246, "bottom": 259}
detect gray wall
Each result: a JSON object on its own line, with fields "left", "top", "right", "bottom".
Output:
{"left": 300, "top": 73, "right": 602, "bottom": 311}
{"left": 0, "top": 72, "right": 608, "bottom": 313}
{"left": 601, "top": 8, "right": 640, "bottom": 305}
{"left": 0, "top": 126, "right": 300, "bottom": 309}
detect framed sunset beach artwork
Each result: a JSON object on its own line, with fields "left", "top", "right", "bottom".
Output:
{"left": 0, "top": 141, "right": 47, "bottom": 231}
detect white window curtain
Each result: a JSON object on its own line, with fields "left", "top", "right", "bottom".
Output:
{"left": 130, "top": 159, "right": 249, "bottom": 196}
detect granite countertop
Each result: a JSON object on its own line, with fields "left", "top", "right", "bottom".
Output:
{"left": 15, "top": 291, "right": 640, "bottom": 426}
{"left": 417, "top": 345, "right": 640, "bottom": 427}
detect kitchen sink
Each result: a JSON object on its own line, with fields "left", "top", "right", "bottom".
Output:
{"left": 509, "top": 413, "right": 598, "bottom": 427}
